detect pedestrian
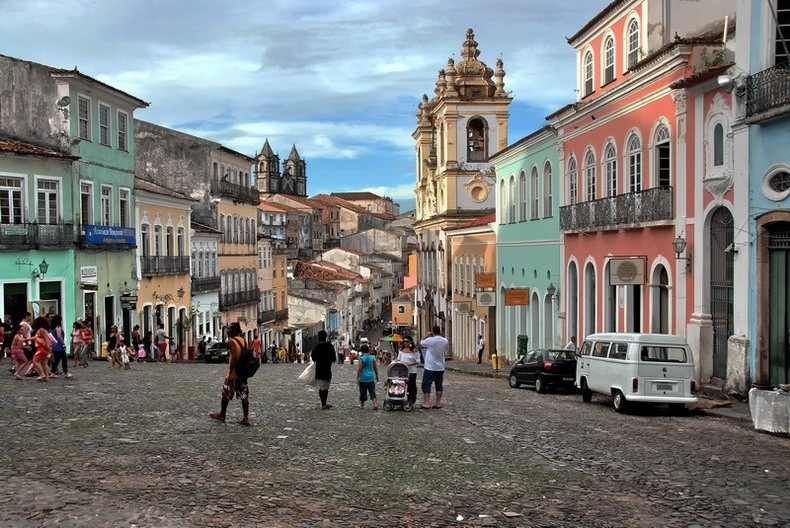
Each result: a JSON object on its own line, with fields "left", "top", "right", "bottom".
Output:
{"left": 142, "top": 331, "right": 153, "bottom": 362}
{"left": 270, "top": 343, "right": 277, "bottom": 363}
{"left": 49, "top": 315, "right": 70, "bottom": 378}
{"left": 71, "top": 321, "right": 83, "bottom": 368}
{"left": 477, "top": 333, "right": 485, "bottom": 364}
{"left": 356, "top": 344, "right": 379, "bottom": 410}
{"left": 107, "top": 325, "right": 121, "bottom": 369}
{"left": 278, "top": 345, "right": 287, "bottom": 363}
{"left": 168, "top": 338, "right": 178, "bottom": 362}
{"left": 251, "top": 335, "right": 261, "bottom": 358}
{"left": 11, "top": 326, "right": 29, "bottom": 380}
{"left": 397, "top": 337, "right": 420, "bottom": 405}
{"left": 1, "top": 314, "right": 13, "bottom": 363}
{"left": 564, "top": 336, "right": 577, "bottom": 353}
{"left": 198, "top": 336, "right": 207, "bottom": 360}
{"left": 131, "top": 325, "right": 141, "bottom": 363}
{"left": 155, "top": 324, "right": 169, "bottom": 362}
{"left": 310, "top": 330, "right": 337, "bottom": 410}
{"left": 31, "top": 323, "right": 53, "bottom": 381}
{"left": 209, "top": 322, "right": 251, "bottom": 426}
{"left": 80, "top": 321, "right": 93, "bottom": 367}
{"left": 337, "top": 343, "right": 345, "bottom": 365}
{"left": 419, "top": 325, "right": 448, "bottom": 410}
{"left": 295, "top": 342, "right": 302, "bottom": 364}
{"left": 20, "top": 312, "right": 33, "bottom": 363}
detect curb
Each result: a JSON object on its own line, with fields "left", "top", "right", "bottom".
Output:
{"left": 446, "top": 366, "right": 508, "bottom": 380}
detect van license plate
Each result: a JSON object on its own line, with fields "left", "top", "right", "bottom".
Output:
{"left": 655, "top": 382, "right": 674, "bottom": 391}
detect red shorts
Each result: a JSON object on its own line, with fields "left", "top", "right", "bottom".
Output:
{"left": 12, "top": 349, "right": 26, "bottom": 362}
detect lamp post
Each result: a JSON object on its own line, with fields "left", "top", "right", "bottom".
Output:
{"left": 673, "top": 235, "right": 692, "bottom": 273}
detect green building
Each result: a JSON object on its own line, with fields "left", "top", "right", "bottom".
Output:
{"left": 490, "top": 126, "right": 561, "bottom": 361}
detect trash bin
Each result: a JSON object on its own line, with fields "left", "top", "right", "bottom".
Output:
{"left": 101, "top": 341, "right": 108, "bottom": 358}
{"left": 491, "top": 353, "right": 500, "bottom": 371}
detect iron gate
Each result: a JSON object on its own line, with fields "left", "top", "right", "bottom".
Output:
{"left": 710, "top": 208, "right": 734, "bottom": 379}
{"left": 768, "top": 226, "right": 790, "bottom": 385}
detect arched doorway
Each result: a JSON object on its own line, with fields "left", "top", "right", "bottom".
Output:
{"left": 585, "top": 263, "right": 596, "bottom": 338}
{"left": 531, "top": 292, "right": 540, "bottom": 349}
{"left": 543, "top": 294, "right": 553, "bottom": 348}
{"left": 710, "top": 207, "right": 734, "bottom": 379}
{"left": 603, "top": 260, "right": 617, "bottom": 332}
{"left": 567, "top": 262, "right": 578, "bottom": 341}
{"left": 767, "top": 222, "right": 790, "bottom": 384}
{"left": 652, "top": 265, "right": 670, "bottom": 334}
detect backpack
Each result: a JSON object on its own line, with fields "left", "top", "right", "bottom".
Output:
{"left": 232, "top": 336, "right": 260, "bottom": 379}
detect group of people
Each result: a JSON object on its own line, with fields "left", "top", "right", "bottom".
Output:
{"left": 209, "top": 324, "right": 450, "bottom": 425}
{"left": 1, "top": 312, "right": 96, "bottom": 381}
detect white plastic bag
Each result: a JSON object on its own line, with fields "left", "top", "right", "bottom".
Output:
{"left": 298, "top": 361, "right": 316, "bottom": 385}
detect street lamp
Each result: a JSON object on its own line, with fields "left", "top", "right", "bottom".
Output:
{"left": 32, "top": 259, "right": 49, "bottom": 279}
{"left": 673, "top": 235, "right": 692, "bottom": 272}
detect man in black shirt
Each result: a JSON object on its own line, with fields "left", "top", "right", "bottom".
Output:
{"left": 310, "top": 331, "right": 336, "bottom": 410}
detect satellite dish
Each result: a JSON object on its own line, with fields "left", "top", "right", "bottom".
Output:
{"left": 57, "top": 96, "right": 70, "bottom": 107}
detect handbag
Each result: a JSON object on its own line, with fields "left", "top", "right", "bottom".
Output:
{"left": 298, "top": 361, "right": 316, "bottom": 385}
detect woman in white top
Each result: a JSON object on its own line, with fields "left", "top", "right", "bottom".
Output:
{"left": 397, "top": 337, "right": 420, "bottom": 405}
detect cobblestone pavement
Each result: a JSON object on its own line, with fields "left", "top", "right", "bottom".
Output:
{"left": 1, "top": 361, "right": 788, "bottom": 527}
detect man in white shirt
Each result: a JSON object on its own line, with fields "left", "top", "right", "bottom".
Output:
{"left": 419, "top": 325, "right": 449, "bottom": 409}
{"left": 565, "top": 336, "right": 577, "bottom": 352}
{"left": 477, "top": 334, "right": 485, "bottom": 364}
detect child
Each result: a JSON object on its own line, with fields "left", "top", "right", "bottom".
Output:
{"left": 12, "top": 326, "right": 29, "bottom": 380}
{"left": 119, "top": 344, "right": 131, "bottom": 370}
{"left": 356, "top": 345, "right": 379, "bottom": 410}
{"left": 168, "top": 338, "right": 178, "bottom": 362}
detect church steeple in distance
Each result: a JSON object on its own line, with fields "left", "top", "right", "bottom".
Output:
{"left": 254, "top": 139, "right": 307, "bottom": 197}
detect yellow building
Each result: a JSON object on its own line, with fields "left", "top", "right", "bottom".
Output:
{"left": 413, "top": 28, "right": 511, "bottom": 351}
{"left": 392, "top": 288, "right": 414, "bottom": 327}
{"left": 271, "top": 249, "right": 289, "bottom": 347}
{"left": 135, "top": 178, "right": 196, "bottom": 357}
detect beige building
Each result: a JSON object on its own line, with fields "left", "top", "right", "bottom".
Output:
{"left": 413, "top": 28, "right": 511, "bottom": 350}
{"left": 331, "top": 191, "right": 400, "bottom": 216}
{"left": 135, "top": 178, "right": 196, "bottom": 357}
{"left": 271, "top": 249, "right": 289, "bottom": 346}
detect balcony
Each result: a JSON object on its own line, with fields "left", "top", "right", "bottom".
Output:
{"left": 275, "top": 309, "right": 289, "bottom": 322}
{"left": 258, "top": 309, "right": 276, "bottom": 323}
{"left": 219, "top": 288, "right": 261, "bottom": 310}
{"left": 141, "top": 256, "right": 190, "bottom": 276}
{"left": 744, "top": 63, "right": 790, "bottom": 122}
{"left": 0, "top": 223, "right": 75, "bottom": 248}
{"left": 560, "top": 186, "right": 673, "bottom": 233}
{"left": 211, "top": 179, "right": 260, "bottom": 205}
{"left": 191, "top": 275, "right": 220, "bottom": 293}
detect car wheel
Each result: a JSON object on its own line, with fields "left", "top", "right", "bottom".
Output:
{"left": 581, "top": 379, "right": 592, "bottom": 402}
{"left": 508, "top": 374, "right": 521, "bottom": 388}
{"left": 535, "top": 375, "right": 547, "bottom": 394}
{"left": 613, "top": 390, "right": 628, "bottom": 413}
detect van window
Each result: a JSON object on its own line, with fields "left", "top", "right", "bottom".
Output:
{"left": 610, "top": 343, "right": 628, "bottom": 360}
{"left": 592, "top": 342, "right": 610, "bottom": 358}
{"left": 550, "top": 350, "right": 576, "bottom": 361}
{"left": 580, "top": 341, "right": 593, "bottom": 356}
{"left": 640, "top": 346, "right": 688, "bottom": 363}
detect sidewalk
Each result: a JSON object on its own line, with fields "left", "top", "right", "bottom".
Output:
{"left": 446, "top": 359, "right": 753, "bottom": 425}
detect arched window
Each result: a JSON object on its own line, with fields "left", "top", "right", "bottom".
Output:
{"left": 605, "top": 143, "right": 617, "bottom": 197}
{"left": 627, "top": 134, "right": 642, "bottom": 192}
{"left": 568, "top": 157, "right": 578, "bottom": 205}
{"left": 166, "top": 226, "right": 174, "bottom": 256}
{"left": 219, "top": 214, "right": 225, "bottom": 243}
{"left": 499, "top": 180, "right": 506, "bottom": 223}
{"left": 713, "top": 123, "right": 724, "bottom": 167}
{"left": 543, "top": 161, "right": 553, "bottom": 217}
{"left": 531, "top": 166, "right": 539, "bottom": 219}
{"left": 627, "top": 19, "right": 640, "bottom": 68}
{"left": 603, "top": 37, "right": 615, "bottom": 84}
{"left": 654, "top": 125, "right": 671, "bottom": 187}
{"left": 141, "top": 223, "right": 150, "bottom": 257}
{"left": 519, "top": 171, "right": 527, "bottom": 221}
{"left": 467, "top": 118, "right": 487, "bottom": 162}
{"left": 584, "top": 52, "right": 594, "bottom": 96}
{"left": 509, "top": 176, "right": 516, "bottom": 223}
{"left": 585, "top": 151, "right": 596, "bottom": 201}
{"left": 585, "top": 263, "right": 597, "bottom": 337}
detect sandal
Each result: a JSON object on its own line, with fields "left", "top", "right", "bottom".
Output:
{"left": 238, "top": 419, "right": 251, "bottom": 426}
{"left": 431, "top": 405, "right": 443, "bottom": 409}
{"left": 209, "top": 412, "right": 225, "bottom": 422}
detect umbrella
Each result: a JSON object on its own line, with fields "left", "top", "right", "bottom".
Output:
{"left": 378, "top": 334, "right": 404, "bottom": 343}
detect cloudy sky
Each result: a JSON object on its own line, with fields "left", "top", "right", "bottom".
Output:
{"left": 3, "top": 0, "right": 603, "bottom": 210}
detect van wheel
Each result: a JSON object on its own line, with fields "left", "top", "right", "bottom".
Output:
{"left": 581, "top": 379, "right": 592, "bottom": 402}
{"left": 613, "top": 390, "right": 628, "bottom": 413}
{"left": 535, "top": 376, "right": 547, "bottom": 394}
{"left": 508, "top": 375, "right": 521, "bottom": 388}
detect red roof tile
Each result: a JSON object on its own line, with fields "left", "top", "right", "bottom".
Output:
{"left": 0, "top": 136, "right": 77, "bottom": 160}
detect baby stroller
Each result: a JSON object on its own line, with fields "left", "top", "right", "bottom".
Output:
{"left": 383, "top": 361, "right": 413, "bottom": 412}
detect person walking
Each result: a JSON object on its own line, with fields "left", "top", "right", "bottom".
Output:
{"left": 49, "top": 315, "right": 70, "bottom": 378}
{"left": 209, "top": 323, "right": 251, "bottom": 426}
{"left": 397, "top": 338, "right": 420, "bottom": 405}
{"left": 2, "top": 314, "right": 13, "bottom": 364}
{"left": 155, "top": 324, "right": 169, "bottom": 362}
{"left": 564, "top": 336, "right": 577, "bottom": 353}
{"left": 70, "top": 321, "right": 83, "bottom": 368}
{"left": 356, "top": 345, "right": 379, "bottom": 410}
{"left": 80, "top": 321, "right": 93, "bottom": 368}
{"left": 32, "top": 325, "right": 53, "bottom": 381}
{"left": 131, "top": 325, "right": 141, "bottom": 363}
{"left": 419, "top": 325, "right": 448, "bottom": 409}
{"left": 107, "top": 325, "right": 121, "bottom": 369}
{"left": 310, "top": 330, "right": 337, "bottom": 410}
{"left": 11, "top": 326, "right": 29, "bottom": 380}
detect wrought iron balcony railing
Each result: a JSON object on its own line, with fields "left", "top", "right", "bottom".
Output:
{"left": 141, "top": 256, "right": 190, "bottom": 276}
{"left": 744, "top": 62, "right": 790, "bottom": 120}
{"left": 210, "top": 179, "right": 260, "bottom": 205}
{"left": 559, "top": 186, "right": 673, "bottom": 232}
{"left": 275, "top": 309, "right": 289, "bottom": 322}
{"left": 219, "top": 288, "right": 261, "bottom": 310}
{"left": 258, "top": 309, "right": 276, "bottom": 323}
{"left": 0, "top": 223, "right": 75, "bottom": 248}
{"left": 191, "top": 275, "right": 221, "bottom": 293}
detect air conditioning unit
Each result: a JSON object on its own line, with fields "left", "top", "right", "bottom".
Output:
{"left": 476, "top": 291, "right": 496, "bottom": 307}
{"left": 456, "top": 301, "right": 471, "bottom": 312}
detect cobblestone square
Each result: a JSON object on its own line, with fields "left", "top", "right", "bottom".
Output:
{"left": 1, "top": 362, "right": 788, "bottom": 527}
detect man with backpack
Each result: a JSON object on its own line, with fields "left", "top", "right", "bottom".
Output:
{"left": 209, "top": 323, "right": 255, "bottom": 426}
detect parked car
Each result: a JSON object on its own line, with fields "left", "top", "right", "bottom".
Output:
{"left": 204, "top": 341, "right": 230, "bottom": 363}
{"left": 359, "top": 336, "right": 370, "bottom": 347}
{"left": 576, "top": 333, "right": 698, "bottom": 413}
{"left": 509, "top": 348, "right": 577, "bottom": 393}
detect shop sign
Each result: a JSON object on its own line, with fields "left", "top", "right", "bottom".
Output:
{"left": 475, "top": 273, "right": 496, "bottom": 290}
{"left": 504, "top": 288, "right": 529, "bottom": 306}
{"left": 83, "top": 225, "right": 136, "bottom": 245}
{"left": 609, "top": 257, "right": 646, "bottom": 285}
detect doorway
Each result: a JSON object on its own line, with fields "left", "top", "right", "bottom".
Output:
{"left": 768, "top": 224, "right": 790, "bottom": 385}
{"left": 652, "top": 265, "right": 670, "bottom": 334}
{"left": 710, "top": 207, "right": 734, "bottom": 379}
{"left": 3, "top": 282, "right": 28, "bottom": 324}
{"left": 104, "top": 295, "right": 115, "bottom": 345}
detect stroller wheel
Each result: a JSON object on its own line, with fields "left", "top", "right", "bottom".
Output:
{"left": 403, "top": 402, "right": 414, "bottom": 412}
{"left": 383, "top": 401, "right": 393, "bottom": 412}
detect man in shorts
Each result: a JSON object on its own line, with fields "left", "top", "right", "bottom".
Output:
{"left": 420, "top": 325, "right": 449, "bottom": 409}
{"left": 209, "top": 323, "right": 251, "bottom": 426}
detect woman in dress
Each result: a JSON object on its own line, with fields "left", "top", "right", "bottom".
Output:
{"left": 397, "top": 337, "right": 420, "bottom": 406}
{"left": 71, "top": 321, "right": 83, "bottom": 368}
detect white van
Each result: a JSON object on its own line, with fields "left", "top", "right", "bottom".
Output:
{"left": 575, "top": 333, "right": 698, "bottom": 413}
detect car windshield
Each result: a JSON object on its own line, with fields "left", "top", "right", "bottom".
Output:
{"left": 548, "top": 350, "right": 576, "bottom": 361}
{"left": 640, "top": 346, "right": 688, "bottom": 363}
